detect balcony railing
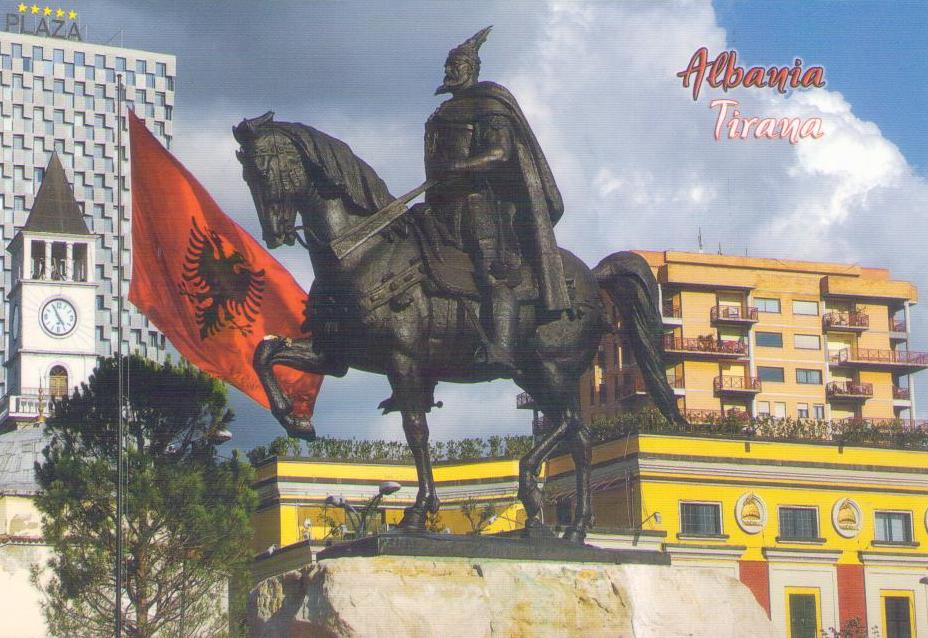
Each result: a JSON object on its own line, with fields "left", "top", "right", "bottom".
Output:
{"left": 830, "top": 348, "right": 928, "bottom": 368}
{"left": 823, "top": 311, "right": 869, "bottom": 331}
{"left": 713, "top": 375, "right": 762, "bottom": 393}
{"left": 662, "top": 300, "right": 682, "bottom": 319}
{"left": 710, "top": 305, "right": 758, "bottom": 323}
{"left": 516, "top": 392, "right": 535, "bottom": 410}
{"left": 826, "top": 381, "right": 873, "bottom": 400}
{"left": 894, "top": 386, "right": 911, "bottom": 401}
{"left": 663, "top": 335, "right": 748, "bottom": 357}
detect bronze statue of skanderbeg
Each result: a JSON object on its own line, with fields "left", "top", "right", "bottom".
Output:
{"left": 424, "top": 26, "right": 571, "bottom": 371}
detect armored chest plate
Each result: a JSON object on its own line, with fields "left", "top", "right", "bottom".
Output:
{"left": 425, "top": 117, "right": 475, "bottom": 171}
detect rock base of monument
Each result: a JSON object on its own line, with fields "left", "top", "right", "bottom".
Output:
{"left": 315, "top": 531, "right": 670, "bottom": 565}
{"left": 248, "top": 555, "right": 777, "bottom": 638}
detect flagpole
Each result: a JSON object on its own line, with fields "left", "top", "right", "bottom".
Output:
{"left": 115, "top": 73, "right": 126, "bottom": 638}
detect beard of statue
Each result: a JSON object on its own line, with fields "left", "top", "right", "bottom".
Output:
{"left": 436, "top": 56, "right": 477, "bottom": 95}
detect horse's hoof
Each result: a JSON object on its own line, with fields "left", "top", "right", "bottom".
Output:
{"left": 284, "top": 416, "right": 316, "bottom": 441}
{"left": 562, "top": 527, "right": 587, "bottom": 545}
{"left": 397, "top": 507, "right": 427, "bottom": 532}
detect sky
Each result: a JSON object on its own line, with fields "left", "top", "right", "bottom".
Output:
{"left": 52, "top": 0, "right": 928, "bottom": 452}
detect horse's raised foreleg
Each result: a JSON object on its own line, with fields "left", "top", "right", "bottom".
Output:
{"left": 563, "top": 412, "right": 593, "bottom": 544}
{"left": 517, "top": 408, "right": 570, "bottom": 536}
{"left": 253, "top": 336, "right": 347, "bottom": 440}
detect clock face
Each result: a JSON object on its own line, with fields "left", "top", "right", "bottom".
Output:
{"left": 41, "top": 299, "right": 77, "bottom": 337}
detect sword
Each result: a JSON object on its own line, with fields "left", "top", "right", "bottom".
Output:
{"left": 330, "top": 179, "right": 437, "bottom": 260}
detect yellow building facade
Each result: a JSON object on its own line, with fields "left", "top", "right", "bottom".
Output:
{"left": 580, "top": 250, "right": 925, "bottom": 427}
{"left": 251, "top": 456, "right": 527, "bottom": 554}
{"left": 543, "top": 433, "right": 928, "bottom": 638}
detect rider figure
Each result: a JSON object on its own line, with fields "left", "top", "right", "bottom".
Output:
{"left": 424, "top": 26, "right": 571, "bottom": 372}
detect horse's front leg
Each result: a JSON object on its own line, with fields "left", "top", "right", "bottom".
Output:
{"left": 386, "top": 355, "right": 439, "bottom": 532}
{"left": 253, "top": 335, "right": 346, "bottom": 440}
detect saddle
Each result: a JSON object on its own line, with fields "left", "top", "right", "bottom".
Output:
{"left": 402, "top": 204, "right": 538, "bottom": 304}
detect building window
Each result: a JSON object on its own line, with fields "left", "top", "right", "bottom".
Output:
{"left": 49, "top": 366, "right": 68, "bottom": 398}
{"left": 787, "top": 589, "right": 820, "bottom": 638}
{"left": 679, "top": 502, "right": 722, "bottom": 536}
{"left": 793, "top": 300, "right": 819, "bottom": 316}
{"left": 156, "top": 61, "right": 167, "bottom": 77}
{"left": 795, "top": 369, "right": 822, "bottom": 385}
{"left": 758, "top": 366, "right": 785, "bottom": 383}
{"left": 794, "top": 334, "right": 821, "bottom": 350}
{"left": 779, "top": 506, "right": 819, "bottom": 540}
{"left": 755, "top": 297, "right": 780, "bottom": 313}
{"left": 797, "top": 403, "right": 809, "bottom": 419}
{"left": 883, "top": 593, "right": 914, "bottom": 638}
{"left": 757, "top": 401, "right": 770, "bottom": 416}
{"left": 755, "top": 331, "right": 783, "bottom": 348}
{"left": 875, "top": 512, "right": 913, "bottom": 544}
{"left": 813, "top": 404, "right": 825, "bottom": 420}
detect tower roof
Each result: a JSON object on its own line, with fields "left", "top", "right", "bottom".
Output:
{"left": 22, "top": 153, "right": 92, "bottom": 236}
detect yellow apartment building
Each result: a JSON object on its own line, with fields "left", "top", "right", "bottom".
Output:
{"left": 575, "top": 250, "right": 925, "bottom": 427}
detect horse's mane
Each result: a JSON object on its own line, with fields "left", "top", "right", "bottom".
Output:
{"left": 271, "top": 121, "right": 394, "bottom": 215}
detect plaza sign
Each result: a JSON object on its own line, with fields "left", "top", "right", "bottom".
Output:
{"left": 5, "top": 4, "right": 81, "bottom": 41}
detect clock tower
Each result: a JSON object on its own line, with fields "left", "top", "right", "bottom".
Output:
{"left": 1, "top": 153, "right": 98, "bottom": 430}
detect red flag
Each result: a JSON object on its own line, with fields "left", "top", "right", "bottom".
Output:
{"left": 127, "top": 110, "right": 321, "bottom": 417}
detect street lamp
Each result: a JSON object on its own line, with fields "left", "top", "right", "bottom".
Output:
{"left": 326, "top": 481, "right": 403, "bottom": 538}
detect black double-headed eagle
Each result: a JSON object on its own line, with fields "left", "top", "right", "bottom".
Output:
{"left": 178, "top": 217, "right": 266, "bottom": 339}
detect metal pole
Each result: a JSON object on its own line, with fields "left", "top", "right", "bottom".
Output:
{"left": 115, "top": 74, "right": 125, "bottom": 638}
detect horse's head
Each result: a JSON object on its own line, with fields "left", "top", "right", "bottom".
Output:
{"left": 233, "top": 112, "right": 308, "bottom": 249}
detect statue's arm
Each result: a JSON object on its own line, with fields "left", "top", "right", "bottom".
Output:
{"left": 449, "top": 117, "right": 513, "bottom": 173}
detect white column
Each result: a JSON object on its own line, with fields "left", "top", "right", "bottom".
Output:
{"left": 43, "top": 241, "right": 50, "bottom": 280}
{"left": 65, "top": 242, "right": 73, "bottom": 281}
{"left": 905, "top": 302, "right": 917, "bottom": 419}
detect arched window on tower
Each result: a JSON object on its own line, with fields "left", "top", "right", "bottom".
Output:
{"left": 49, "top": 366, "right": 68, "bottom": 398}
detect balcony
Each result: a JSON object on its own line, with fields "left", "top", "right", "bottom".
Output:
{"left": 663, "top": 335, "right": 748, "bottom": 359}
{"left": 894, "top": 386, "right": 911, "bottom": 401}
{"left": 616, "top": 372, "right": 647, "bottom": 400}
{"left": 890, "top": 317, "right": 908, "bottom": 342}
{"left": 662, "top": 300, "right": 683, "bottom": 326}
{"left": 829, "top": 348, "right": 928, "bottom": 372}
{"left": 710, "top": 305, "right": 758, "bottom": 325}
{"left": 713, "top": 375, "right": 762, "bottom": 395}
{"left": 826, "top": 381, "right": 873, "bottom": 401}
{"left": 516, "top": 392, "right": 535, "bottom": 410}
{"left": 823, "top": 311, "right": 869, "bottom": 333}
{"left": 0, "top": 387, "right": 54, "bottom": 424}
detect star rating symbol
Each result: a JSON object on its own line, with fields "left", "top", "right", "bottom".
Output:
{"left": 56, "top": 8, "right": 64, "bottom": 17}
{"left": 43, "top": 6, "right": 52, "bottom": 16}
{"left": 30, "top": 4, "right": 39, "bottom": 14}
{"left": 17, "top": 3, "right": 27, "bottom": 12}
{"left": 68, "top": 9, "right": 76, "bottom": 19}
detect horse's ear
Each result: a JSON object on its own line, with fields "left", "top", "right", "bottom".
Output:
{"left": 233, "top": 111, "right": 276, "bottom": 143}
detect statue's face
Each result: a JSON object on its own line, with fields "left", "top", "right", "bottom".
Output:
{"left": 437, "top": 55, "right": 475, "bottom": 94}
{"left": 237, "top": 130, "right": 307, "bottom": 249}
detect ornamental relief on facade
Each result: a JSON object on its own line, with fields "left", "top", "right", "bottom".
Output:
{"left": 735, "top": 492, "right": 767, "bottom": 534}
{"left": 832, "top": 498, "right": 861, "bottom": 538}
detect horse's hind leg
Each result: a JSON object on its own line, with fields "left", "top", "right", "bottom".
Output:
{"left": 517, "top": 408, "right": 570, "bottom": 535}
{"left": 564, "top": 407, "right": 593, "bottom": 544}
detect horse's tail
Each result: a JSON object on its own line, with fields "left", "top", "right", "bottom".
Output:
{"left": 593, "top": 251, "right": 687, "bottom": 426}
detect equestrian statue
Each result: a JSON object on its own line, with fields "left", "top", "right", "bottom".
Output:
{"left": 237, "top": 27, "right": 685, "bottom": 544}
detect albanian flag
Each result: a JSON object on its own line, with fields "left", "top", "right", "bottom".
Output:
{"left": 127, "top": 110, "right": 321, "bottom": 417}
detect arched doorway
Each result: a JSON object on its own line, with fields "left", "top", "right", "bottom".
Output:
{"left": 49, "top": 366, "right": 68, "bottom": 398}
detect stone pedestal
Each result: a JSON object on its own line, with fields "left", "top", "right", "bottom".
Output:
{"left": 249, "top": 556, "right": 777, "bottom": 637}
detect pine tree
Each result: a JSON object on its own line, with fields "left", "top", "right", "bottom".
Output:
{"left": 33, "top": 355, "right": 257, "bottom": 637}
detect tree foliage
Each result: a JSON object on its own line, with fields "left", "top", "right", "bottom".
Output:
{"left": 33, "top": 356, "right": 258, "bottom": 638}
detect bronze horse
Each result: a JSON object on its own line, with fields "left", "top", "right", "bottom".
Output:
{"left": 234, "top": 113, "right": 684, "bottom": 543}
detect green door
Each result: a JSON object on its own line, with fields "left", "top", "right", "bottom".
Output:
{"left": 788, "top": 594, "right": 818, "bottom": 638}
